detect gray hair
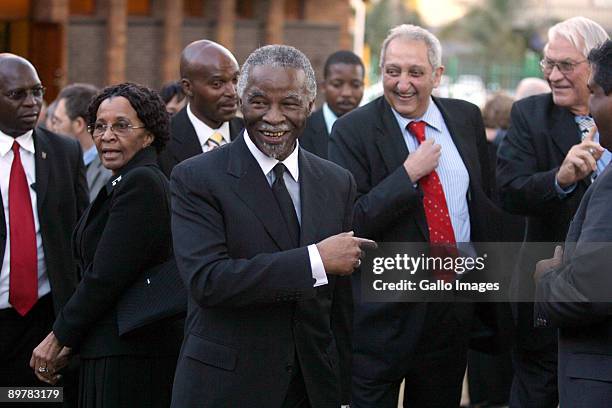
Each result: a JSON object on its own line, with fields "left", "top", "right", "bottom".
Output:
{"left": 237, "top": 45, "right": 317, "bottom": 102}
{"left": 379, "top": 24, "right": 442, "bottom": 70}
{"left": 548, "top": 17, "right": 609, "bottom": 58}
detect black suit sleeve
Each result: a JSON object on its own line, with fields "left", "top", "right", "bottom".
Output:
{"left": 472, "top": 105, "right": 493, "bottom": 199}
{"left": 330, "top": 171, "right": 356, "bottom": 403}
{"left": 170, "top": 164, "right": 316, "bottom": 309}
{"left": 53, "top": 169, "right": 170, "bottom": 347}
{"left": 535, "top": 175, "right": 612, "bottom": 327}
{"left": 329, "top": 122, "right": 422, "bottom": 239}
{"left": 497, "top": 103, "right": 563, "bottom": 216}
{"left": 72, "top": 141, "right": 90, "bottom": 218}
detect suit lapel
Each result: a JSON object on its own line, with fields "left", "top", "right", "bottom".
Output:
{"left": 229, "top": 117, "right": 244, "bottom": 141}
{"left": 33, "top": 129, "right": 50, "bottom": 209}
{"left": 171, "top": 108, "right": 203, "bottom": 162}
{"left": 312, "top": 110, "right": 329, "bottom": 158}
{"left": 374, "top": 98, "right": 429, "bottom": 239}
{"left": 298, "top": 150, "right": 326, "bottom": 245}
{"left": 228, "top": 135, "right": 295, "bottom": 251}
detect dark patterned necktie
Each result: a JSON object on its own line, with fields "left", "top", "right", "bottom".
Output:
{"left": 272, "top": 163, "right": 300, "bottom": 247}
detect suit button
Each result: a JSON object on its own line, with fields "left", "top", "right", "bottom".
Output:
{"left": 286, "top": 364, "right": 293, "bottom": 373}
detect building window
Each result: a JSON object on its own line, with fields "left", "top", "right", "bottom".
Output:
{"left": 70, "top": 0, "right": 95, "bottom": 15}
{"left": 236, "top": 0, "right": 254, "bottom": 19}
{"left": 184, "top": 0, "right": 205, "bottom": 17}
{"left": 285, "top": 0, "right": 304, "bottom": 20}
{"left": 128, "top": 0, "right": 150, "bottom": 16}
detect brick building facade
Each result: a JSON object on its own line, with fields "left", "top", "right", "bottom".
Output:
{"left": 0, "top": 0, "right": 357, "bottom": 101}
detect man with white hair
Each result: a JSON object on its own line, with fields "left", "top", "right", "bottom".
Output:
{"left": 497, "top": 16, "right": 610, "bottom": 408}
{"left": 330, "top": 24, "right": 495, "bottom": 407}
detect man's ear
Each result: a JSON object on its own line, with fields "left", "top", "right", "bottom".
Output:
{"left": 74, "top": 116, "right": 87, "bottom": 135}
{"left": 181, "top": 79, "right": 192, "bottom": 98}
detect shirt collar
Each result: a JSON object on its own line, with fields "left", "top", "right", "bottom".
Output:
{"left": 187, "top": 103, "right": 231, "bottom": 145}
{"left": 243, "top": 130, "right": 299, "bottom": 182}
{"left": 322, "top": 103, "right": 338, "bottom": 135}
{"left": 83, "top": 145, "right": 98, "bottom": 166}
{"left": 0, "top": 129, "right": 35, "bottom": 157}
{"left": 390, "top": 97, "right": 443, "bottom": 133}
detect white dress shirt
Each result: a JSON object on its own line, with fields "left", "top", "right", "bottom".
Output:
{"left": 186, "top": 103, "right": 231, "bottom": 152}
{"left": 244, "top": 131, "right": 328, "bottom": 287}
{"left": 0, "top": 130, "right": 50, "bottom": 309}
{"left": 391, "top": 98, "right": 472, "bottom": 243}
{"left": 322, "top": 103, "right": 339, "bottom": 135}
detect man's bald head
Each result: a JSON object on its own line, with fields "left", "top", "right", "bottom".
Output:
{"left": 0, "top": 54, "right": 44, "bottom": 137}
{"left": 178, "top": 40, "right": 240, "bottom": 129}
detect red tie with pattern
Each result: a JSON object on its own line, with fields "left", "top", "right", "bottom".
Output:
{"left": 9, "top": 141, "right": 38, "bottom": 316}
{"left": 407, "top": 121, "right": 456, "bottom": 281}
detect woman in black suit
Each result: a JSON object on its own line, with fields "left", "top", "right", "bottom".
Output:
{"left": 31, "top": 83, "right": 182, "bottom": 407}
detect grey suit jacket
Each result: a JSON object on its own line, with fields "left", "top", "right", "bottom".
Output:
{"left": 86, "top": 154, "right": 111, "bottom": 202}
{"left": 535, "top": 163, "right": 612, "bottom": 407}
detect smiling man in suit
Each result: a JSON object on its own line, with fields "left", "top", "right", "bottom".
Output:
{"left": 0, "top": 54, "right": 88, "bottom": 397}
{"left": 329, "top": 24, "right": 494, "bottom": 407}
{"left": 170, "top": 44, "right": 376, "bottom": 408}
{"left": 497, "top": 17, "right": 609, "bottom": 408}
{"left": 159, "top": 39, "right": 244, "bottom": 177}
{"left": 300, "top": 50, "right": 364, "bottom": 159}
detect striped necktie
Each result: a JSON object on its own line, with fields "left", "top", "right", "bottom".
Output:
{"left": 206, "top": 131, "right": 225, "bottom": 150}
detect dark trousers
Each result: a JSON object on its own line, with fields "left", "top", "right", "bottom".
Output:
{"left": 352, "top": 304, "right": 471, "bottom": 408}
{"left": 0, "top": 295, "right": 77, "bottom": 407}
{"left": 509, "top": 344, "right": 558, "bottom": 408}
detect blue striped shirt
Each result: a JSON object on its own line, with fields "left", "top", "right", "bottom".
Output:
{"left": 391, "top": 99, "right": 471, "bottom": 242}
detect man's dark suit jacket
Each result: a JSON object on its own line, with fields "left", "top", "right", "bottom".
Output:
{"left": 329, "top": 96, "right": 495, "bottom": 380}
{"left": 0, "top": 127, "right": 89, "bottom": 315}
{"left": 300, "top": 108, "right": 329, "bottom": 159}
{"left": 534, "top": 163, "right": 612, "bottom": 408}
{"left": 170, "top": 134, "right": 355, "bottom": 408}
{"left": 53, "top": 147, "right": 183, "bottom": 358}
{"left": 158, "top": 106, "right": 244, "bottom": 177}
{"left": 497, "top": 93, "right": 589, "bottom": 351}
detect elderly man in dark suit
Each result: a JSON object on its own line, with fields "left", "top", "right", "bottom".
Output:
{"left": 300, "top": 50, "right": 364, "bottom": 159}
{"left": 329, "top": 24, "right": 495, "bottom": 407}
{"left": 0, "top": 54, "right": 88, "bottom": 393}
{"left": 159, "top": 39, "right": 244, "bottom": 177}
{"left": 497, "top": 16, "right": 609, "bottom": 408}
{"left": 170, "top": 44, "right": 375, "bottom": 408}
{"left": 534, "top": 39, "right": 612, "bottom": 408}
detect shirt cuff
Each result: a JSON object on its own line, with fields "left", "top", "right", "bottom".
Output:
{"left": 554, "top": 177, "right": 576, "bottom": 198}
{"left": 308, "top": 244, "right": 328, "bottom": 287}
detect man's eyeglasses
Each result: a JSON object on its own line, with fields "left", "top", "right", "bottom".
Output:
{"left": 3, "top": 86, "right": 46, "bottom": 101}
{"left": 540, "top": 58, "right": 587, "bottom": 75}
{"left": 88, "top": 122, "right": 146, "bottom": 139}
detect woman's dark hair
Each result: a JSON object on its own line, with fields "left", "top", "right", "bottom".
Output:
{"left": 159, "top": 81, "right": 186, "bottom": 104}
{"left": 87, "top": 82, "right": 170, "bottom": 153}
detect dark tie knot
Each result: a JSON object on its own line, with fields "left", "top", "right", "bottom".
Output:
{"left": 407, "top": 120, "right": 427, "bottom": 144}
{"left": 273, "top": 163, "right": 287, "bottom": 180}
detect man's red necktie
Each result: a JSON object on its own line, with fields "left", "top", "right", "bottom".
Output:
{"left": 407, "top": 121, "right": 456, "bottom": 282}
{"left": 9, "top": 141, "right": 38, "bottom": 316}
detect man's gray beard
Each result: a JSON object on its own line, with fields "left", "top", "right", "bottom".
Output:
{"left": 261, "top": 139, "right": 295, "bottom": 160}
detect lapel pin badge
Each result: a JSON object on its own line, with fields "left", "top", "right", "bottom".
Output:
{"left": 41, "top": 152, "right": 47, "bottom": 159}
{"left": 111, "top": 175, "right": 122, "bottom": 186}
